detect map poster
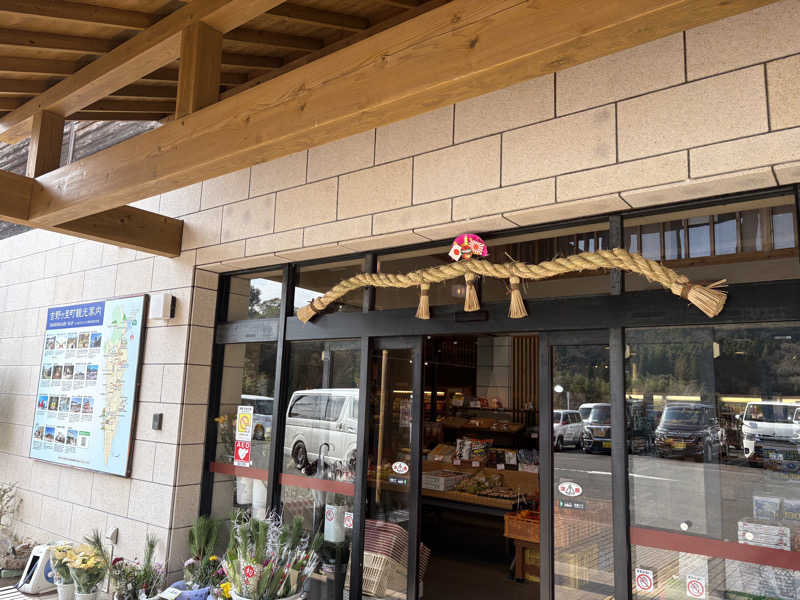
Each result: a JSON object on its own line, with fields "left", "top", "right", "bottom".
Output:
{"left": 29, "top": 296, "right": 148, "bottom": 477}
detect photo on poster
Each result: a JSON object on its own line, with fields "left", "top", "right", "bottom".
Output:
{"left": 86, "top": 364, "right": 98, "bottom": 381}
{"left": 58, "top": 397, "right": 70, "bottom": 412}
{"left": 37, "top": 396, "right": 48, "bottom": 410}
{"left": 81, "top": 397, "right": 93, "bottom": 414}
{"left": 78, "top": 431, "right": 90, "bottom": 448}
{"left": 63, "top": 364, "right": 74, "bottom": 379}
{"left": 78, "top": 333, "right": 89, "bottom": 349}
{"left": 66, "top": 335, "right": 77, "bottom": 349}
{"left": 56, "top": 335, "right": 67, "bottom": 350}
{"left": 70, "top": 397, "right": 82, "bottom": 413}
{"left": 33, "top": 425, "right": 44, "bottom": 440}
{"left": 89, "top": 333, "right": 102, "bottom": 349}
{"left": 45, "top": 337, "right": 55, "bottom": 350}
{"left": 44, "top": 427, "right": 55, "bottom": 442}
{"left": 54, "top": 427, "right": 66, "bottom": 444}
{"left": 41, "top": 364, "right": 52, "bottom": 379}
{"left": 47, "top": 397, "right": 58, "bottom": 411}
{"left": 66, "top": 429, "right": 78, "bottom": 446}
{"left": 52, "top": 365, "right": 62, "bottom": 380}
{"left": 73, "top": 363, "right": 86, "bottom": 381}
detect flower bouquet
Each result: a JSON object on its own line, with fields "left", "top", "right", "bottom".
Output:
{"left": 66, "top": 532, "right": 109, "bottom": 600}
{"left": 109, "top": 535, "right": 166, "bottom": 600}
{"left": 222, "top": 511, "right": 321, "bottom": 600}
{"left": 50, "top": 544, "right": 75, "bottom": 600}
{"left": 183, "top": 516, "right": 225, "bottom": 590}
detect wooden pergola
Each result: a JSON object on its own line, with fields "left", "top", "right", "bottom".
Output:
{"left": 0, "top": 0, "right": 776, "bottom": 257}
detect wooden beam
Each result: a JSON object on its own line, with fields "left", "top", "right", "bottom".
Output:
{"left": 269, "top": 4, "right": 370, "bottom": 31}
{"left": 26, "top": 111, "right": 64, "bottom": 177}
{"left": 0, "top": 0, "right": 285, "bottom": 144}
{"left": 0, "top": 169, "right": 182, "bottom": 256}
{"left": 142, "top": 68, "right": 248, "bottom": 86}
{"left": 57, "top": 206, "right": 183, "bottom": 256}
{"left": 0, "top": 0, "right": 154, "bottom": 31}
{"left": 83, "top": 99, "right": 176, "bottom": 113}
{"left": 27, "top": 0, "right": 779, "bottom": 227}
{"left": 112, "top": 84, "right": 176, "bottom": 99}
{"left": 0, "top": 79, "right": 50, "bottom": 95}
{"left": 0, "top": 28, "right": 116, "bottom": 55}
{"left": 221, "top": 53, "right": 282, "bottom": 69}
{"left": 0, "top": 56, "right": 78, "bottom": 76}
{"left": 69, "top": 111, "right": 168, "bottom": 120}
{"left": 0, "top": 169, "right": 32, "bottom": 221}
{"left": 0, "top": 98, "right": 25, "bottom": 110}
{"left": 176, "top": 22, "right": 222, "bottom": 118}
{"left": 224, "top": 29, "right": 323, "bottom": 51}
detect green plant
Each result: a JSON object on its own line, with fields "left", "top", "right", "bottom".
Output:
{"left": 184, "top": 516, "right": 224, "bottom": 589}
{"left": 109, "top": 534, "right": 166, "bottom": 600}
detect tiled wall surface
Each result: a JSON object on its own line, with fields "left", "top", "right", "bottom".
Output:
{"left": 2, "top": 0, "right": 800, "bottom": 575}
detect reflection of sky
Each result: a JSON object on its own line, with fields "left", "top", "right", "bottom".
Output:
{"left": 250, "top": 278, "right": 323, "bottom": 311}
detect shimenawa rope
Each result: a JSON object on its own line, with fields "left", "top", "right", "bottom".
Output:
{"left": 296, "top": 248, "right": 727, "bottom": 323}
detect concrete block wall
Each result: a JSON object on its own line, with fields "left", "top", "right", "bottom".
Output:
{"left": 0, "top": 226, "right": 219, "bottom": 578}
{"left": 2, "top": 0, "right": 800, "bottom": 576}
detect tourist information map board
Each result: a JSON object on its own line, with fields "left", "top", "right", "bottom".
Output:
{"left": 29, "top": 296, "right": 147, "bottom": 476}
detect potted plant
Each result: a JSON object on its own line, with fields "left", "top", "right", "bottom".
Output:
{"left": 66, "top": 532, "right": 109, "bottom": 600}
{"left": 50, "top": 543, "right": 76, "bottom": 600}
{"left": 109, "top": 535, "right": 166, "bottom": 600}
{"left": 182, "top": 516, "right": 224, "bottom": 595}
{"left": 222, "top": 511, "right": 321, "bottom": 600}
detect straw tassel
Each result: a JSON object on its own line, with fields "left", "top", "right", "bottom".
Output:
{"left": 463, "top": 271, "right": 480, "bottom": 312}
{"left": 416, "top": 282, "right": 431, "bottom": 320}
{"left": 671, "top": 279, "right": 728, "bottom": 318}
{"left": 297, "top": 298, "right": 322, "bottom": 324}
{"left": 508, "top": 276, "right": 527, "bottom": 319}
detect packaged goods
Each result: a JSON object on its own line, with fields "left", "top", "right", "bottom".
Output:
{"left": 428, "top": 443, "right": 457, "bottom": 462}
{"left": 421, "top": 470, "right": 468, "bottom": 491}
{"left": 468, "top": 438, "right": 493, "bottom": 459}
{"left": 455, "top": 469, "right": 504, "bottom": 495}
{"left": 753, "top": 495, "right": 782, "bottom": 520}
{"left": 782, "top": 498, "right": 800, "bottom": 522}
{"left": 738, "top": 519, "right": 792, "bottom": 551}
{"left": 455, "top": 438, "right": 472, "bottom": 461}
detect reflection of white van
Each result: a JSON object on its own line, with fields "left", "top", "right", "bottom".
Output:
{"left": 741, "top": 402, "right": 800, "bottom": 461}
{"left": 284, "top": 389, "right": 358, "bottom": 470}
{"left": 578, "top": 403, "right": 605, "bottom": 423}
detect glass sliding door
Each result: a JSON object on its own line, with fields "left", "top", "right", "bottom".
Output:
{"left": 545, "top": 332, "right": 615, "bottom": 600}
{"left": 278, "top": 339, "right": 361, "bottom": 600}
{"left": 358, "top": 338, "right": 423, "bottom": 600}
{"left": 626, "top": 324, "right": 800, "bottom": 600}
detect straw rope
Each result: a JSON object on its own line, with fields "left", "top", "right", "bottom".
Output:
{"left": 297, "top": 248, "right": 727, "bottom": 322}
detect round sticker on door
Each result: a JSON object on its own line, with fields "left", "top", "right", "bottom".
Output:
{"left": 558, "top": 481, "right": 583, "bottom": 497}
{"left": 392, "top": 461, "right": 409, "bottom": 475}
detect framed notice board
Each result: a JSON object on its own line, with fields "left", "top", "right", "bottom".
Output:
{"left": 29, "top": 296, "right": 148, "bottom": 477}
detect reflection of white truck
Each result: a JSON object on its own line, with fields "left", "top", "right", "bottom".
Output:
{"left": 284, "top": 388, "right": 359, "bottom": 471}
{"left": 740, "top": 402, "right": 800, "bottom": 462}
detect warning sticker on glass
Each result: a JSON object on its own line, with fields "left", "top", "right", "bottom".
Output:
{"left": 686, "top": 575, "right": 706, "bottom": 599}
{"left": 635, "top": 568, "right": 654, "bottom": 593}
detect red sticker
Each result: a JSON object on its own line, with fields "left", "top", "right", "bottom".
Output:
{"left": 234, "top": 441, "right": 251, "bottom": 466}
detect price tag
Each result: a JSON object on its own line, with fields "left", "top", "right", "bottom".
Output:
{"left": 497, "top": 464, "right": 505, "bottom": 471}
{"left": 472, "top": 460, "right": 480, "bottom": 467}
{"left": 452, "top": 459, "right": 461, "bottom": 466}
{"left": 158, "top": 588, "right": 182, "bottom": 600}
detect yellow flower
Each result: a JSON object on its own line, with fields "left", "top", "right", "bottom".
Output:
{"left": 220, "top": 582, "right": 231, "bottom": 599}
{"left": 209, "top": 555, "right": 219, "bottom": 562}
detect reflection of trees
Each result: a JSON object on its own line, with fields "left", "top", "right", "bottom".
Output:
{"left": 249, "top": 287, "right": 281, "bottom": 318}
{"left": 716, "top": 329, "right": 800, "bottom": 397}
{"left": 553, "top": 346, "right": 610, "bottom": 405}
{"left": 288, "top": 342, "right": 360, "bottom": 392}
{"left": 243, "top": 343, "right": 277, "bottom": 396}
{"left": 626, "top": 343, "right": 708, "bottom": 398}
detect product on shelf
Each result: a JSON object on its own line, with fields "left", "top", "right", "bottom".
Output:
{"left": 421, "top": 470, "right": 468, "bottom": 492}
{"left": 455, "top": 469, "right": 504, "bottom": 495}
{"left": 753, "top": 496, "right": 782, "bottom": 521}
{"left": 428, "top": 443, "right": 457, "bottom": 462}
{"left": 737, "top": 519, "right": 792, "bottom": 551}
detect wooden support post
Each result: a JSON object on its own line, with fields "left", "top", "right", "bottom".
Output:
{"left": 176, "top": 22, "right": 223, "bottom": 119}
{"left": 26, "top": 111, "right": 64, "bottom": 177}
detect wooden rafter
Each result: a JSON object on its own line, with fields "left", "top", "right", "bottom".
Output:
{"left": 269, "top": 4, "right": 370, "bottom": 31}
{"left": 176, "top": 22, "right": 222, "bottom": 119}
{"left": 0, "top": 0, "right": 155, "bottom": 30}
{"left": 224, "top": 28, "right": 323, "bottom": 51}
{"left": 0, "top": 0, "right": 286, "bottom": 144}
{"left": 23, "top": 0, "right": 777, "bottom": 228}
{"left": 0, "top": 28, "right": 116, "bottom": 55}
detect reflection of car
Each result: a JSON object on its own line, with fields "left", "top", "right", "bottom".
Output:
{"left": 740, "top": 402, "right": 800, "bottom": 464}
{"left": 553, "top": 410, "right": 583, "bottom": 451}
{"left": 654, "top": 403, "right": 724, "bottom": 461}
{"left": 581, "top": 403, "right": 612, "bottom": 453}
{"left": 284, "top": 388, "right": 358, "bottom": 470}
{"left": 578, "top": 403, "right": 604, "bottom": 423}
